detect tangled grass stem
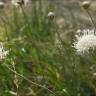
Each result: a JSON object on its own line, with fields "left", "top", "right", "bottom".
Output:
{"left": 85, "top": 9, "right": 96, "bottom": 30}
{"left": 4, "top": 64, "right": 57, "bottom": 96}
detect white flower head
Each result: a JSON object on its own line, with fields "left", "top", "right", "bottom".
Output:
{"left": 73, "top": 29, "right": 96, "bottom": 54}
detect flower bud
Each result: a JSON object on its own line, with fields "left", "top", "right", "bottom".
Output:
{"left": 0, "top": 2, "right": 4, "bottom": 8}
{"left": 82, "top": 1, "right": 90, "bottom": 9}
{"left": 47, "top": 12, "right": 55, "bottom": 19}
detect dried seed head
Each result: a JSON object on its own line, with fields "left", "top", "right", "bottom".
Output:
{"left": 82, "top": 1, "right": 90, "bottom": 9}
{"left": 47, "top": 12, "right": 55, "bottom": 19}
{"left": 11, "top": 0, "right": 29, "bottom": 7}
{"left": 0, "top": 2, "right": 4, "bottom": 8}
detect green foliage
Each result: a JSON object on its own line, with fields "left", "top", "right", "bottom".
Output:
{"left": 0, "top": 0, "right": 95, "bottom": 96}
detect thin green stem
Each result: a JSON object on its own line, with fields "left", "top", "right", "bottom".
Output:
{"left": 0, "top": 17, "right": 10, "bottom": 41}
{"left": 4, "top": 64, "right": 57, "bottom": 96}
{"left": 85, "top": 9, "right": 96, "bottom": 30}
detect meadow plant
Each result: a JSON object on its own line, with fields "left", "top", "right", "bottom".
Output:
{"left": 0, "top": 0, "right": 96, "bottom": 96}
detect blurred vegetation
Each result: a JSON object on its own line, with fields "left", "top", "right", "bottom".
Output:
{"left": 0, "top": 0, "right": 96, "bottom": 96}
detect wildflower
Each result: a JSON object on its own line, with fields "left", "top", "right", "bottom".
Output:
{"left": 11, "top": 0, "right": 29, "bottom": 7}
{"left": 47, "top": 12, "right": 55, "bottom": 19}
{"left": 73, "top": 29, "right": 96, "bottom": 54}
{"left": 82, "top": 1, "right": 91, "bottom": 9}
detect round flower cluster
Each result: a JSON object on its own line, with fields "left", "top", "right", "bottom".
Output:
{"left": 73, "top": 29, "right": 96, "bottom": 54}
